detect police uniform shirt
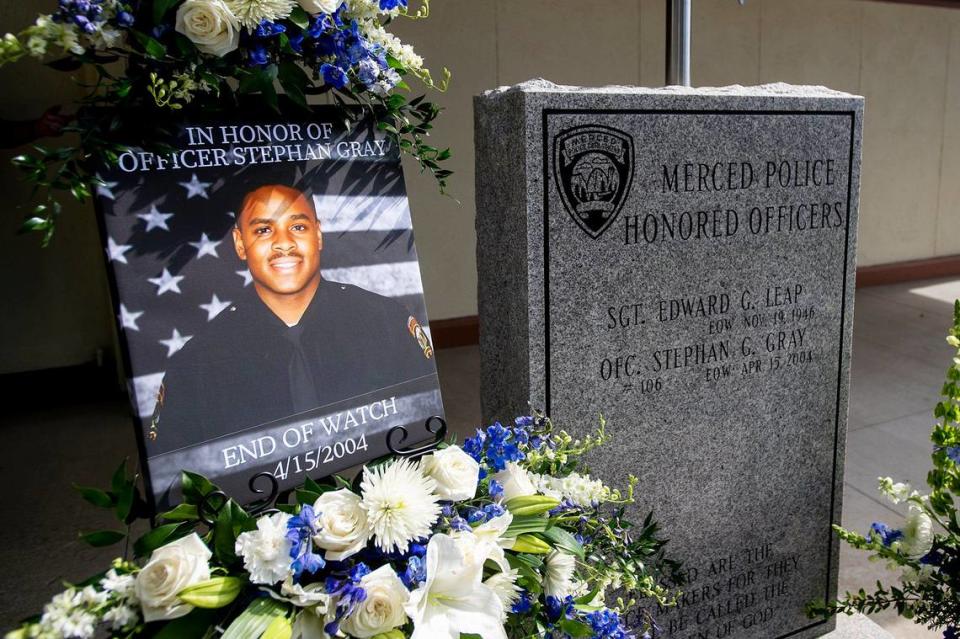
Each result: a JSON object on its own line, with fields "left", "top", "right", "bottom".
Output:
{"left": 151, "top": 279, "right": 435, "bottom": 454}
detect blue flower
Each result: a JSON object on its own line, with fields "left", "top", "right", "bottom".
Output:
{"left": 115, "top": 10, "right": 134, "bottom": 27}
{"left": 464, "top": 429, "right": 486, "bottom": 462}
{"left": 544, "top": 595, "right": 576, "bottom": 623}
{"left": 286, "top": 505, "right": 325, "bottom": 579}
{"left": 248, "top": 45, "right": 270, "bottom": 67}
{"left": 511, "top": 590, "right": 533, "bottom": 614}
{"left": 379, "top": 0, "right": 408, "bottom": 10}
{"left": 356, "top": 58, "right": 380, "bottom": 87}
{"left": 320, "top": 62, "right": 349, "bottom": 88}
{"left": 324, "top": 564, "right": 370, "bottom": 635}
{"left": 401, "top": 555, "right": 426, "bottom": 588}
{"left": 869, "top": 522, "right": 903, "bottom": 547}
{"left": 947, "top": 446, "right": 960, "bottom": 465}
{"left": 585, "top": 609, "right": 631, "bottom": 639}
{"left": 449, "top": 516, "right": 471, "bottom": 532}
{"left": 483, "top": 503, "right": 505, "bottom": 519}
{"left": 254, "top": 20, "right": 286, "bottom": 37}
{"left": 288, "top": 32, "right": 304, "bottom": 52}
{"left": 489, "top": 479, "right": 504, "bottom": 500}
{"left": 466, "top": 508, "right": 487, "bottom": 525}
{"left": 515, "top": 415, "right": 534, "bottom": 427}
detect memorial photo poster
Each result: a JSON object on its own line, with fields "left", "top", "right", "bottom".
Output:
{"left": 95, "top": 109, "right": 444, "bottom": 509}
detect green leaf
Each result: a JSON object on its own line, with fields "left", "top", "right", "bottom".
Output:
{"left": 278, "top": 61, "right": 309, "bottom": 111}
{"left": 289, "top": 6, "right": 310, "bottom": 29}
{"left": 262, "top": 615, "right": 293, "bottom": 639}
{"left": 111, "top": 459, "right": 128, "bottom": 493}
{"left": 539, "top": 526, "right": 585, "bottom": 559}
{"left": 181, "top": 471, "right": 216, "bottom": 503}
{"left": 152, "top": 0, "right": 182, "bottom": 25}
{"left": 559, "top": 619, "right": 593, "bottom": 637}
{"left": 222, "top": 598, "right": 287, "bottom": 639}
{"left": 160, "top": 503, "right": 200, "bottom": 522}
{"left": 115, "top": 481, "right": 135, "bottom": 521}
{"left": 134, "top": 522, "right": 184, "bottom": 557}
{"left": 178, "top": 577, "right": 244, "bottom": 609}
{"left": 504, "top": 514, "right": 550, "bottom": 538}
{"left": 213, "top": 501, "right": 239, "bottom": 565}
{"left": 74, "top": 485, "right": 113, "bottom": 509}
{"left": 80, "top": 530, "right": 126, "bottom": 547}
{"left": 152, "top": 608, "right": 221, "bottom": 639}
{"left": 131, "top": 30, "right": 167, "bottom": 59}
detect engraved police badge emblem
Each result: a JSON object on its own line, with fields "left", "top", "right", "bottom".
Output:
{"left": 553, "top": 125, "right": 634, "bottom": 239}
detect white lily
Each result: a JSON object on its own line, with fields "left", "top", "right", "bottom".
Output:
{"left": 452, "top": 512, "right": 515, "bottom": 571}
{"left": 405, "top": 534, "right": 506, "bottom": 639}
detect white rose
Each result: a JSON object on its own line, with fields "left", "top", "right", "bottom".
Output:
{"left": 175, "top": 0, "right": 239, "bottom": 57}
{"left": 297, "top": 0, "right": 341, "bottom": 14}
{"left": 421, "top": 446, "right": 480, "bottom": 501}
{"left": 491, "top": 462, "right": 537, "bottom": 502}
{"left": 135, "top": 533, "right": 211, "bottom": 622}
{"left": 340, "top": 565, "right": 409, "bottom": 638}
{"left": 313, "top": 489, "right": 371, "bottom": 561}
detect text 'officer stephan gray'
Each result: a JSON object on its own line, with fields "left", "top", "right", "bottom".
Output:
{"left": 151, "top": 184, "right": 436, "bottom": 453}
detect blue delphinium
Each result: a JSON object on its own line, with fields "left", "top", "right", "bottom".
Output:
{"left": 320, "top": 62, "right": 348, "bottom": 88}
{"left": 53, "top": 0, "right": 107, "bottom": 35}
{"left": 489, "top": 478, "right": 504, "bottom": 500}
{"left": 286, "top": 505, "right": 325, "bottom": 579}
{"left": 401, "top": 554, "right": 426, "bottom": 588}
{"left": 247, "top": 45, "right": 270, "bottom": 67}
{"left": 585, "top": 609, "right": 631, "bottom": 639}
{"left": 324, "top": 563, "right": 370, "bottom": 635}
{"left": 379, "top": 0, "right": 408, "bottom": 10}
{"left": 511, "top": 590, "right": 533, "bottom": 614}
{"left": 947, "top": 446, "right": 960, "bottom": 465}
{"left": 869, "top": 522, "right": 904, "bottom": 547}
{"left": 464, "top": 421, "right": 528, "bottom": 472}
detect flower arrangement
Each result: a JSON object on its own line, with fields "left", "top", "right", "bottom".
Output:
{"left": 8, "top": 414, "right": 681, "bottom": 639}
{"left": 0, "top": 0, "right": 450, "bottom": 244}
{"left": 807, "top": 301, "right": 960, "bottom": 636}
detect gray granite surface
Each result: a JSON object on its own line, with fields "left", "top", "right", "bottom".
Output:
{"left": 475, "top": 81, "right": 863, "bottom": 639}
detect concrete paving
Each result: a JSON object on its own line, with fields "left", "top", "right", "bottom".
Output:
{"left": 1, "top": 277, "right": 958, "bottom": 638}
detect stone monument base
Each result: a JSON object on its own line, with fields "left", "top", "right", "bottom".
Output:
{"left": 826, "top": 614, "right": 894, "bottom": 638}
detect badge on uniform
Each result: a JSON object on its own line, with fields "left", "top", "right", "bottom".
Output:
{"left": 408, "top": 316, "right": 434, "bottom": 359}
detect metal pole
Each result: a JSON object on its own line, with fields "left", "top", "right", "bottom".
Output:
{"left": 665, "top": 0, "right": 691, "bottom": 87}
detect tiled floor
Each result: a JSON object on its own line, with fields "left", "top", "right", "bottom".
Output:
{"left": 1, "top": 278, "right": 957, "bottom": 637}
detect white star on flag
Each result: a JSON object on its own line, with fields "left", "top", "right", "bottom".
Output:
{"left": 236, "top": 269, "right": 253, "bottom": 287}
{"left": 95, "top": 174, "right": 119, "bottom": 200}
{"left": 137, "top": 204, "right": 174, "bottom": 232}
{"left": 159, "top": 328, "right": 193, "bottom": 357}
{"left": 148, "top": 268, "right": 185, "bottom": 295}
{"left": 189, "top": 233, "right": 222, "bottom": 259}
{"left": 106, "top": 237, "right": 133, "bottom": 264}
{"left": 178, "top": 173, "right": 212, "bottom": 199}
{"left": 118, "top": 304, "right": 144, "bottom": 331}
{"left": 199, "top": 294, "right": 232, "bottom": 321}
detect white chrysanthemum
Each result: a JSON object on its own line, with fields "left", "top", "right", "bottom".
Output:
{"left": 225, "top": 0, "right": 296, "bottom": 29}
{"left": 484, "top": 569, "right": 521, "bottom": 619}
{"left": 235, "top": 512, "right": 294, "bottom": 585}
{"left": 360, "top": 458, "right": 441, "bottom": 553}
{"left": 543, "top": 551, "right": 576, "bottom": 599}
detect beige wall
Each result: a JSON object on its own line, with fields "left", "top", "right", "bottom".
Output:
{"left": 0, "top": 0, "right": 958, "bottom": 372}
{"left": 394, "top": 0, "right": 960, "bottom": 321}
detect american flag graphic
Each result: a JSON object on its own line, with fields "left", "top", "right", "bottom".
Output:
{"left": 94, "top": 110, "right": 441, "bottom": 505}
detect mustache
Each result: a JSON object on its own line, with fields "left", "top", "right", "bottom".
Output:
{"left": 268, "top": 251, "right": 304, "bottom": 262}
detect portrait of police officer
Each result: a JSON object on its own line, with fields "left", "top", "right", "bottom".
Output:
{"left": 150, "top": 182, "right": 436, "bottom": 453}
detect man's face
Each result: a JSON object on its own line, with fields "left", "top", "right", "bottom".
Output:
{"left": 233, "top": 186, "right": 322, "bottom": 296}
